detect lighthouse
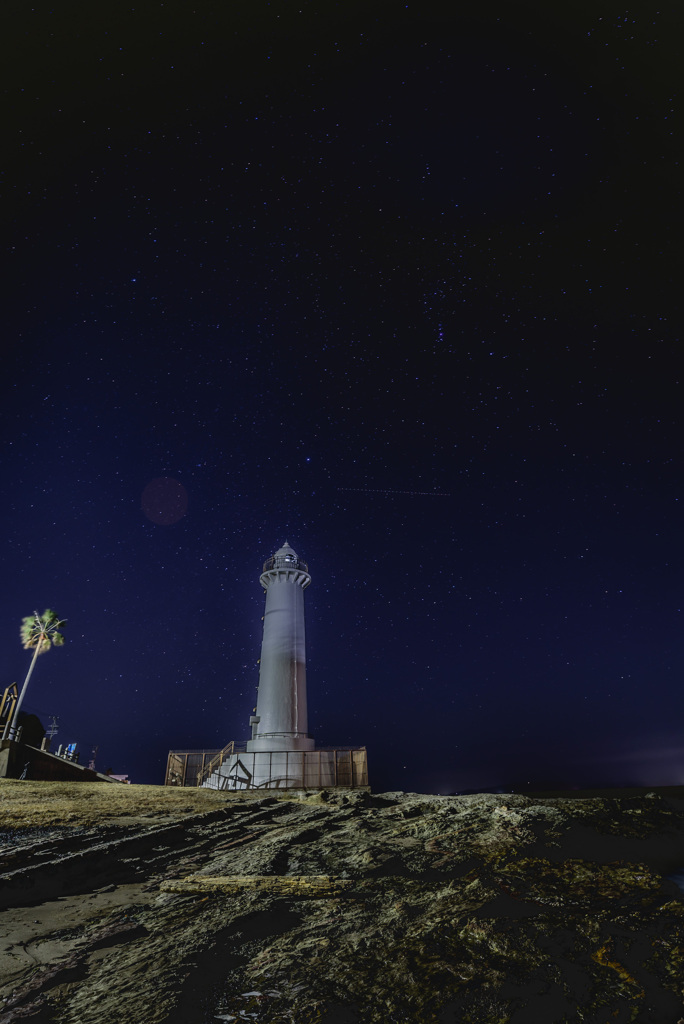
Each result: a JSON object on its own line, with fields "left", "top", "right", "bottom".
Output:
{"left": 248, "top": 541, "right": 315, "bottom": 753}
{"left": 196, "top": 541, "right": 368, "bottom": 791}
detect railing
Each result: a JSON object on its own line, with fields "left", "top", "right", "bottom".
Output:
{"left": 0, "top": 684, "right": 18, "bottom": 738}
{"left": 165, "top": 748, "right": 222, "bottom": 787}
{"left": 262, "top": 554, "right": 309, "bottom": 573}
{"left": 194, "top": 740, "right": 244, "bottom": 789}
{"left": 207, "top": 746, "right": 367, "bottom": 791}
{"left": 165, "top": 745, "right": 368, "bottom": 790}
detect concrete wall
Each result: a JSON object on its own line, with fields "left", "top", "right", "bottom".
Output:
{"left": 0, "top": 740, "right": 116, "bottom": 782}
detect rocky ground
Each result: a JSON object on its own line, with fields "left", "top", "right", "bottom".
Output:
{"left": 2, "top": 782, "right": 684, "bottom": 1023}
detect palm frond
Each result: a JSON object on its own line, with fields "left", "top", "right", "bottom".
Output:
{"left": 20, "top": 609, "right": 67, "bottom": 652}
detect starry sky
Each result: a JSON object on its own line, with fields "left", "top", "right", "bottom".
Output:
{"left": 2, "top": 1, "right": 682, "bottom": 793}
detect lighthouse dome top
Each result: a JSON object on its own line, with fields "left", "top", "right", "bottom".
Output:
{"left": 276, "top": 540, "right": 297, "bottom": 559}
{"left": 262, "top": 540, "right": 309, "bottom": 574}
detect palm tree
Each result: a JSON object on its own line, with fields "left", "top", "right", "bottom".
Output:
{"left": 2, "top": 610, "right": 67, "bottom": 741}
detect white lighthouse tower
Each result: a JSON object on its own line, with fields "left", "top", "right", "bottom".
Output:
{"left": 198, "top": 541, "right": 368, "bottom": 791}
{"left": 247, "top": 541, "right": 315, "bottom": 754}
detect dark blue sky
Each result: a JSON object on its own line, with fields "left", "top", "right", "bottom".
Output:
{"left": 2, "top": 1, "right": 682, "bottom": 792}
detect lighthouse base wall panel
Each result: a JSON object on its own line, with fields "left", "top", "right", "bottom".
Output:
{"left": 202, "top": 747, "right": 368, "bottom": 791}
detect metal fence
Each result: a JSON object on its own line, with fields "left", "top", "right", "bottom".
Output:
{"left": 165, "top": 745, "right": 368, "bottom": 790}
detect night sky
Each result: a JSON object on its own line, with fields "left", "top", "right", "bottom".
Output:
{"left": 2, "top": 2, "right": 682, "bottom": 793}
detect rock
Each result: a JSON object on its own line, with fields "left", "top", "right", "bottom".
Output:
{"left": 1, "top": 786, "right": 684, "bottom": 1022}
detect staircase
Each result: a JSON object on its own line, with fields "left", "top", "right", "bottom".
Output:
{"left": 196, "top": 741, "right": 235, "bottom": 788}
